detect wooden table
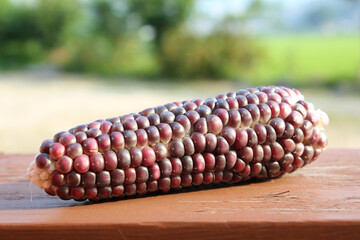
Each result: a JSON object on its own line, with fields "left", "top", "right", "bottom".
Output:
{"left": 0, "top": 149, "right": 359, "bottom": 240}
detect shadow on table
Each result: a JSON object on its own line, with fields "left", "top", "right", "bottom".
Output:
{"left": 0, "top": 181, "right": 87, "bottom": 210}
{"left": 0, "top": 179, "right": 272, "bottom": 211}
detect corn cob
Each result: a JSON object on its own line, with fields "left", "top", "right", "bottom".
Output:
{"left": 27, "top": 86, "right": 329, "bottom": 201}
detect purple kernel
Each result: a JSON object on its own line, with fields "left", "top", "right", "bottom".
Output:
{"left": 74, "top": 154, "right": 90, "bottom": 173}
{"left": 100, "top": 121, "right": 112, "bottom": 134}
{"left": 215, "top": 136, "right": 229, "bottom": 155}
{"left": 110, "top": 122, "right": 124, "bottom": 132}
{"left": 226, "top": 97, "right": 239, "bottom": 109}
{"left": 207, "top": 114, "right": 223, "bottom": 135}
{"left": 123, "top": 118, "right": 138, "bottom": 131}
{"left": 269, "top": 118, "right": 286, "bottom": 137}
{"left": 170, "top": 157, "right": 183, "bottom": 176}
{"left": 203, "top": 153, "right": 215, "bottom": 170}
{"left": 172, "top": 107, "right": 186, "bottom": 116}
{"left": 148, "top": 163, "right": 161, "bottom": 181}
{"left": 110, "top": 132, "right": 125, "bottom": 150}
{"left": 66, "top": 143, "right": 83, "bottom": 159}
{"left": 130, "top": 147, "right": 143, "bottom": 167}
{"left": 75, "top": 132, "right": 87, "bottom": 144}
{"left": 82, "top": 172, "right": 96, "bottom": 188}
{"left": 53, "top": 131, "right": 68, "bottom": 142}
{"left": 86, "top": 128, "right": 102, "bottom": 138}
{"left": 160, "top": 111, "right": 175, "bottom": 124}
{"left": 110, "top": 169, "right": 125, "bottom": 186}
{"left": 89, "top": 154, "right": 104, "bottom": 173}
{"left": 136, "top": 166, "right": 149, "bottom": 183}
{"left": 183, "top": 137, "right": 195, "bottom": 155}
{"left": 170, "top": 176, "right": 182, "bottom": 189}
{"left": 254, "top": 124, "right": 267, "bottom": 144}
{"left": 181, "top": 155, "right": 193, "bottom": 174}
{"left": 159, "top": 158, "right": 172, "bottom": 177}
{"left": 221, "top": 170, "right": 233, "bottom": 183}
{"left": 142, "top": 146, "right": 156, "bottom": 167}
{"left": 146, "top": 126, "right": 160, "bottom": 146}
{"left": 56, "top": 156, "right": 73, "bottom": 174}
{"left": 96, "top": 171, "right": 111, "bottom": 187}
{"left": 158, "top": 177, "right": 171, "bottom": 192}
{"left": 270, "top": 142, "right": 285, "bottom": 161}
{"left": 70, "top": 187, "right": 85, "bottom": 200}
{"left": 213, "top": 108, "right": 229, "bottom": 125}
{"left": 252, "top": 145, "right": 264, "bottom": 163}
{"left": 234, "top": 129, "right": 248, "bottom": 149}
{"left": 51, "top": 171, "right": 66, "bottom": 186}
{"left": 169, "top": 140, "right": 185, "bottom": 158}
{"left": 36, "top": 153, "right": 51, "bottom": 169}
{"left": 124, "top": 184, "right": 137, "bottom": 196}
{"left": 246, "top": 128, "right": 258, "bottom": 148}
{"left": 192, "top": 173, "right": 204, "bottom": 186}
{"left": 49, "top": 143, "right": 65, "bottom": 160}
{"left": 191, "top": 132, "right": 206, "bottom": 153}
{"left": 112, "top": 185, "right": 124, "bottom": 197}
{"left": 227, "top": 109, "right": 241, "bottom": 128}
{"left": 245, "top": 104, "right": 260, "bottom": 125}
{"left": 203, "top": 171, "right": 214, "bottom": 185}
{"left": 287, "top": 111, "right": 305, "bottom": 128}
{"left": 103, "top": 151, "right": 118, "bottom": 171}
{"left": 82, "top": 138, "right": 98, "bottom": 156}
{"left": 96, "top": 134, "right": 111, "bottom": 153}
{"left": 192, "top": 153, "right": 205, "bottom": 173}
{"left": 175, "top": 115, "right": 191, "bottom": 133}
{"left": 214, "top": 155, "right": 226, "bottom": 171}
{"left": 117, "top": 149, "right": 131, "bottom": 169}
{"left": 153, "top": 143, "right": 168, "bottom": 161}
{"left": 136, "top": 116, "right": 150, "bottom": 129}
{"left": 194, "top": 117, "right": 208, "bottom": 134}
{"left": 233, "top": 158, "right": 246, "bottom": 172}
{"left": 134, "top": 130, "right": 148, "bottom": 148}
{"left": 123, "top": 130, "right": 137, "bottom": 149}
{"left": 181, "top": 174, "right": 192, "bottom": 187}
{"left": 147, "top": 180, "right": 158, "bottom": 192}
{"left": 225, "top": 151, "right": 237, "bottom": 169}
{"left": 185, "top": 110, "right": 200, "bottom": 125}
{"left": 238, "top": 146, "right": 253, "bottom": 163}
{"left": 205, "top": 133, "right": 217, "bottom": 152}
{"left": 40, "top": 139, "right": 54, "bottom": 153}
{"left": 267, "top": 101, "right": 280, "bottom": 118}
{"left": 213, "top": 171, "right": 223, "bottom": 183}
{"left": 239, "top": 108, "right": 252, "bottom": 128}
{"left": 170, "top": 122, "right": 185, "bottom": 140}
{"left": 258, "top": 103, "right": 271, "bottom": 124}
{"left": 236, "top": 95, "right": 248, "bottom": 108}
{"left": 124, "top": 168, "right": 136, "bottom": 184}
{"left": 196, "top": 105, "right": 212, "bottom": 118}
{"left": 59, "top": 134, "right": 76, "bottom": 148}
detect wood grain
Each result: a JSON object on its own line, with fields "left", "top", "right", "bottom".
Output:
{"left": 0, "top": 149, "right": 360, "bottom": 239}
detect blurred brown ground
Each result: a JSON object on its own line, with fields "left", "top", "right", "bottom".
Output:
{"left": 0, "top": 72, "right": 358, "bottom": 153}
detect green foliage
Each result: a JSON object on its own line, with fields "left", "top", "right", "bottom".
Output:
{"left": 0, "top": 0, "right": 357, "bottom": 87}
{"left": 249, "top": 34, "right": 360, "bottom": 86}
{"left": 160, "top": 30, "right": 263, "bottom": 79}
{"left": 64, "top": 35, "right": 159, "bottom": 77}
{"left": 127, "top": 0, "right": 194, "bottom": 43}
{"left": 0, "top": 0, "right": 80, "bottom": 69}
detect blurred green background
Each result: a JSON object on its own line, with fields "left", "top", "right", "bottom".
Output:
{"left": 0, "top": 0, "right": 359, "bottom": 152}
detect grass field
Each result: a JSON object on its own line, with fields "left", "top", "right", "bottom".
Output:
{"left": 250, "top": 34, "right": 360, "bottom": 86}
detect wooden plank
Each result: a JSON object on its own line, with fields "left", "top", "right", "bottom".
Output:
{"left": 0, "top": 149, "right": 360, "bottom": 240}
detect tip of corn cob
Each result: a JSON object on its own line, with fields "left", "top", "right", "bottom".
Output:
{"left": 27, "top": 153, "right": 54, "bottom": 189}
{"left": 26, "top": 86, "right": 329, "bottom": 201}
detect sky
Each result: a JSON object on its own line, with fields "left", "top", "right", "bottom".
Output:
{"left": 194, "top": 0, "right": 360, "bottom": 35}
